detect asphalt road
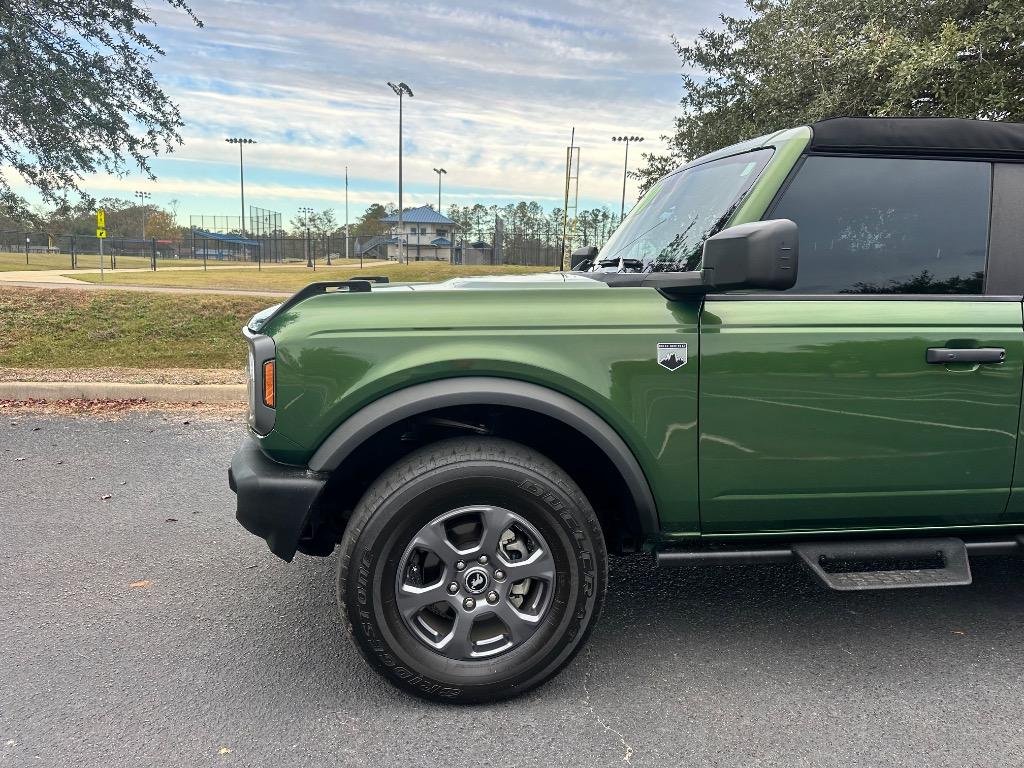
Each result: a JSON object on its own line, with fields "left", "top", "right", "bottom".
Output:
{"left": 3, "top": 412, "right": 1024, "bottom": 768}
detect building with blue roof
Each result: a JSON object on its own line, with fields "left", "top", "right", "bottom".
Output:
{"left": 379, "top": 205, "right": 458, "bottom": 261}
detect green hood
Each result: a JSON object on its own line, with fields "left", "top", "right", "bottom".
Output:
{"left": 247, "top": 272, "right": 605, "bottom": 332}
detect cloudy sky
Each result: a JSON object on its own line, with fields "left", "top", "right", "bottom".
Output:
{"left": 95, "top": 0, "right": 742, "bottom": 224}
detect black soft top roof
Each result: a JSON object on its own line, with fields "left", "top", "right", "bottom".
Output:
{"left": 810, "top": 117, "right": 1024, "bottom": 159}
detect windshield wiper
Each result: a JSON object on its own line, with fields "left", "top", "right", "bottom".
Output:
{"left": 590, "top": 217, "right": 669, "bottom": 268}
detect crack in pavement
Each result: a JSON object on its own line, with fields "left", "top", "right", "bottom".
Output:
{"left": 581, "top": 645, "right": 636, "bottom": 765}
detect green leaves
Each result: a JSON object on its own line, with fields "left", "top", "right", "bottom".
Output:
{"left": 638, "top": 0, "right": 1024, "bottom": 194}
{"left": 0, "top": 1, "right": 202, "bottom": 223}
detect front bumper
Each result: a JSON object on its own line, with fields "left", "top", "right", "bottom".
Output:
{"left": 228, "top": 434, "right": 328, "bottom": 561}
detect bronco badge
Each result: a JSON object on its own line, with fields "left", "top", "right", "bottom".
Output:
{"left": 656, "top": 342, "right": 688, "bottom": 371}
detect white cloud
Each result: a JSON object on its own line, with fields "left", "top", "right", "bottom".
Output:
{"left": 73, "top": 0, "right": 739, "bottom": 217}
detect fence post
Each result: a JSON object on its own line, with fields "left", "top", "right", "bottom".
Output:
{"left": 151, "top": 237, "right": 157, "bottom": 270}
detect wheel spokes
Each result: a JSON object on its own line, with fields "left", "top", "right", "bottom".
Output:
{"left": 395, "top": 505, "right": 554, "bottom": 661}
{"left": 500, "top": 546, "right": 555, "bottom": 583}
{"left": 438, "top": 610, "right": 476, "bottom": 658}
{"left": 395, "top": 580, "right": 452, "bottom": 620}
{"left": 492, "top": 600, "right": 542, "bottom": 645}
{"left": 476, "top": 506, "right": 518, "bottom": 558}
{"left": 409, "top": 519, "right": 459, "bottom": 562}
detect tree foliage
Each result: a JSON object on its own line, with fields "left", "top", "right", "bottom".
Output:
{"left": 445, "top": 202, "right": 622, "bottom": 246}
{"left": 288, "top": 208, "right": 337, "bottom": 237}
{"left": 0, "top": 0, "right": 202, "bottom": 221}
{"left": 637, "top": 0, "right": 1024, "bottom": 193}
{"left": 39, "top": 197, "right": 184, "bottom": 238}
{"left": 347, "top": 203, "right": 392, "bottom": 237}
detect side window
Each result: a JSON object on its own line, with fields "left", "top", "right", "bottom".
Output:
{"left": 771, "top": 156, "right": 991, "bottom": 294}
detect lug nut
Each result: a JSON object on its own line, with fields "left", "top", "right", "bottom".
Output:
{"left": 447, "top": 582, "right": 459, "bottom": 594}
{"left": 486, "top": 591, "right": 499, "bottom": 604}
{"left": 463, "top": 597, "right": 476, "bottom": 610}
{"left": 478, "top": 555, "right": 489, "bottom": 565}
{"left": 455, "top": 560, "right": 466, "bottom": 571}
{"left": 493, "top": 569, "right": 505, "bottom": 581}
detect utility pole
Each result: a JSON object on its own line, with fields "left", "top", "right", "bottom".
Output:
{"left": 561, "top": 127, "right": 580, "bottom": 270}
{"left": 134, "top": 190, "right": 152, "bottom": 240}
{"left": 432, "top": 167, "right": 447, "bottom": 212}
{"left": 387, "top": 81, "right": 413, "bottom": 264}
{"left": 611, "top": 136, "right": 644, "bottom": 220}
{"left": 225, "top": 137, "right": 256, "bottom": 237}
{"left": 345, "top": 166, "right": 350, "bottom": 261}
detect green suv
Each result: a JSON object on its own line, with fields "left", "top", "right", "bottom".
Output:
{"left": 229, "top": 117, "right": 1024, "bottom": 702}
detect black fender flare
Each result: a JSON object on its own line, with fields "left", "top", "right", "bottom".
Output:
{"left": 307, "top": 377, "right": 660, "bottom": 536}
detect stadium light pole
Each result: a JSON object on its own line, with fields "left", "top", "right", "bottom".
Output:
{"left": 299, "top": 206, "right": 315, "bottom": 268}
{"left": 133, "top": 191, "right": 152, "bottom": 239}
{"left": 387, "top": 81, "right": 413, "bottom": 264}
{"left": 432, "top": 167, "right": 447, "bottom": 212}
{"left": 611, "top": 136, "right": 644, "bottom": 221}
{"left": 225, "top": 138, "right": 256, "bottom": 237}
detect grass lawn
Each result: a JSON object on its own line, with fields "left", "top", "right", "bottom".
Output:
{"left": 63, "top": 261, "right": 556, "bottom": 292}
{"left": 0, "top": 287, "right": 272, "bottom": 368}
{"left": 0, "top": 250, "right": 207, "bottom": 272}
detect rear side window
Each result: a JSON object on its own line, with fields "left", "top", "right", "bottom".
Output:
{"left": 771, "top": 156, "right": 991, "bottom": 294}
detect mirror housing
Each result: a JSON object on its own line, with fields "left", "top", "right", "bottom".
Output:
{"left": 570, "top": 246, "right": 598, "bottom": 270}
{"left": 700, "top": 219, "right": 798, "bottom": 292}
{"left": 572, "top": 218, "right": 798, "bottom": 296}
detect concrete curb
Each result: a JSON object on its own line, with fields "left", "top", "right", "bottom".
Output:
{"left": 0, "top": 381, "right": 246, "bottom": 404}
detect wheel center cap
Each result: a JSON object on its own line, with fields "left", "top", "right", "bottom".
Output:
{"left": 463, "top": 567, "right": 489, "bottom": 595}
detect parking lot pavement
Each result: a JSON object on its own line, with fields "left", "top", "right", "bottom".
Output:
{"left": 3, "top": 412, "right": 1024, "bottom": 768}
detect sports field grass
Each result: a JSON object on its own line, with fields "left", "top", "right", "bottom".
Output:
{"left": 64, "top": 262, "right": 555, "bottom": 292}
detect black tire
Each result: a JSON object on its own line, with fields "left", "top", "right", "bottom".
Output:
{"left": 337, "top": 436, "right": 607, "bottom": 703}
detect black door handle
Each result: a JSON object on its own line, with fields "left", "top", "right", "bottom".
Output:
{"left": 926, "top": 347, "right": 1006, "bottom": 364}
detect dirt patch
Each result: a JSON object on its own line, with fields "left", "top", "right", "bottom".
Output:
{"left": 0, "top": 398, "right": 245, "bottom": 418}
{"left": 0, "top": 367, "right": 245, "bottom": 385}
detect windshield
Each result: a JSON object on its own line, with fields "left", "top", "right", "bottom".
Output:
{"left": 586, "top": 148, "right": 774, "bottom": 273}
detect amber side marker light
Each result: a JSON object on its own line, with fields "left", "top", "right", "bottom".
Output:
{"left": 262, "top": 360, "right": 276, "bottom": 408}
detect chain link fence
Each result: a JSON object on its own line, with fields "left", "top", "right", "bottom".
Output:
{"left": 0, "top": 230, "right": 206, "bottom": 270}
{"left": 1, "top": 222, "right": 616, "bottom": 273}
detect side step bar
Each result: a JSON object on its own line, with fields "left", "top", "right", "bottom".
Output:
{"left": 656, "top": 537, "right": 1024, "bottom": 591}
{"left": 792, "top": 538, "right": 970, "bottom": 590}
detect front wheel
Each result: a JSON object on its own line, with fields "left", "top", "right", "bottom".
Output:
{"left": 337, "top": 437, "right": 607, "bottom": 703}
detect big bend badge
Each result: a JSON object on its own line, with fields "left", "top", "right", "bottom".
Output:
{"left": 656, "top": 342, "right": 688, "bottom": 371}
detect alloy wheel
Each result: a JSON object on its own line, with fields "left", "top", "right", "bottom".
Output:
{"left": 394, "top": 505, "right": 556, "bottom": 660}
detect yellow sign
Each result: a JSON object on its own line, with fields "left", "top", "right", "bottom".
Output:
{"left": 96, "top": 209, "right": 105, "bottom": 228}
{"left": 96, "top": 227, "right": 107, "bottom": 239}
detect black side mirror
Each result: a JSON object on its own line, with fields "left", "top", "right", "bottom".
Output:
{"left": 701, "top": 219, "right": 798, "bottom": 292}
{"left": 570, "top": 246, "right": 598, "bottom": 270}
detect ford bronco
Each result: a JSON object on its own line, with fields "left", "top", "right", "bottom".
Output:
{"left": 229, "top": 117, "right": 1024, "bottom": 702}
